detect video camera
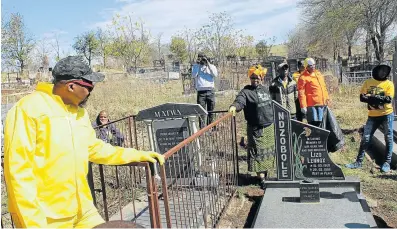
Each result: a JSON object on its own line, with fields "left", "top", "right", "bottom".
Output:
{"left": 197, "top": 53, "right": 209, "bottom": 65}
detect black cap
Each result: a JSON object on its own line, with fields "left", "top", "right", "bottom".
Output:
{"left": 52, "top": 56, "right": 105, "bottom": 82}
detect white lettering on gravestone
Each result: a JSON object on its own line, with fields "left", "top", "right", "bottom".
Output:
{"left": 278, "top": 111, "right": 288, "bottom": 178}
{"left": 154, "top": 109, "right": 182, "bottom": 118}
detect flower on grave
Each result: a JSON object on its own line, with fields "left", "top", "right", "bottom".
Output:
{"left": 300, "top": 156, "right": 305, "bottom": 164}
{"left": 304, "top": 127, "right": 311, "bottom": 137}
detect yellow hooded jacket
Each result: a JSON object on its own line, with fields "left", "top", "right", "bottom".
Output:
{"left": 3, "top": 83, "right": 150, "bottom": 228}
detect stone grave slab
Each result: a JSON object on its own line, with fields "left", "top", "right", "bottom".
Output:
{"left": 253, "top": 187, "right": 377, "bottom": 228}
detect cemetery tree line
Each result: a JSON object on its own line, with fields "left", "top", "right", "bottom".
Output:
{"left": 1, "top": 11, "right": 277, "bottom": 74}
{"left": 288, "top": 0, "right": 397, "bottom": 62}
{"left": 169, "top": 12, "right": 274, "bottom": 64}
{"left": 6, "top": 7, "right": 395, "bottom": 74}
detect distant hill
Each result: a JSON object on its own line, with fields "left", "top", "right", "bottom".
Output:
{"left": 269, "top": 44, "right": 288, "bottom": 57}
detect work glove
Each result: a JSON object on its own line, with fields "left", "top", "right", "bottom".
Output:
{"left": 229, "top": 106, "right": 237, "bottom": 116}
{"left": 135, "top": 151, "right": 165, "bottom": 165}
{"left": 301, "top": 108, "right": 307, "bottom": 115}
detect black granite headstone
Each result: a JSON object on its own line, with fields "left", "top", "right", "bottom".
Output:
{"left": 152, "top": 119, "right": 191, "bottom": 178}
{"left": 291, "top": 120, "right": 345, "bottom": 180}
{"left": 299, "top": 180, "right": 320, "bottom": 203}
{"left": 272, "top": 101, "right": 345, "bottom": 181}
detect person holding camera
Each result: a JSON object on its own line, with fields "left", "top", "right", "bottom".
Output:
{"left": 192, "top": 53, "right": 218, "bottom": 127}
{"left": 345, "top": 64, "right": 394, "bottom": 173}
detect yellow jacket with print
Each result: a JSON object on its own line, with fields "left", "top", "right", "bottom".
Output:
{"left": 3, "top": 83, "right": 147, "bottom": 228}
{"left": 360, "top": 78, "right": 394, "bottom": 117}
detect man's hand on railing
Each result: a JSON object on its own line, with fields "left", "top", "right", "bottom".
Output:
{"left": 228, "top": 106, "right": 236, "bottom": 116}
{"left": 136, "top": 151, "right": 165, "bottom": 165}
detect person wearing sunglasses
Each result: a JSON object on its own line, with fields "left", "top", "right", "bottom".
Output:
{"left": 297, "top": 57, "right": 330, "bottom": 127}
{"left": 3, "top": 56, "right": 164, "bottom": 228}
{"left": 228, "top": 64, "right": 274, "bottom": 189}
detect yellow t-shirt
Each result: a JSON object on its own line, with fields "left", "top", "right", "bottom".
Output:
{"left": 360, "top": 78, "right": 394, "bottom": 117}
{"left": 282, "top": 80, "right": 288, "bottom": 88}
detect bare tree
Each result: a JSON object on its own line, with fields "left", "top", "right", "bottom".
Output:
{"left": 36, "top": 38, "right": 52, "bottom": 72}
{"left": 96, "top": 28, "right": 112, "bottom": 68}
{"left": 256, "top": 36, "right": 276, "bottom": 60}
{"left": 359, "top": 0, "right": 397, "bottom": 62}
{"left": 287, "top": 28, "right": 308, "bottom": 58}
{"left": 198, "top": 12, "right": 239, "bottom": 62}
{"left": 51, "top": 32, "right": 62, "bottom": 62}
{"left": 72, "top": 31, "right": 99, "bottom": 66}
{"left": 1, "top": 13, "right": 35, "bottom": 74}
{"left": 156, "top": 32, "right": 163, "bottom": 60}
{"left": 299, "top": 0, "right": 397, "bottom": 61}
{"left": 176, "top": 27, "right": 202, "bottom": 64}
{"left": 110, "top": 15, "right": 151, "bottom": 73}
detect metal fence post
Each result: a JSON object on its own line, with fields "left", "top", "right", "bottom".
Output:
{"left": 145, "top": 163, "right": 159, "bottom": 228}
{"left": 232, "top": 116, "right": 239, "bottom": 185}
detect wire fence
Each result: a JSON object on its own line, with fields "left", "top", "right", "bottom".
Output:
{"left": 341, "top": 71, "right": 372, "bottom": 85}
{"left": 158, "top": 112, "right": 238, "bottom": 228}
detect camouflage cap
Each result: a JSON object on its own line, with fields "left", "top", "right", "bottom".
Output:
{"left": 52, "top": 56, "right": 105, "bottom": 82}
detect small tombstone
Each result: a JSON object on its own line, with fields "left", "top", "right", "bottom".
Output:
{"left": 299, "top": 180, "right": 320, "bottom": 203}
{"left": 136, "top": 103, "right": 207, "bottom": 179}
{"left": 218, "top": 79, "right": 232, "bottom": 91}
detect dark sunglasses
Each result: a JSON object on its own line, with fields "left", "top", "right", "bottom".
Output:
{"left": 69, "top": 80, "right": 94, "bottom": 92}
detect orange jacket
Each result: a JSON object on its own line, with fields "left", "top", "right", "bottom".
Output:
{"left": 298, "top": 70, "right": 329, "bottom": 108}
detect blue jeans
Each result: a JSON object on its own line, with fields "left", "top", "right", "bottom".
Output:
{"left": 356, "top": 113, "right": 394, "bottom": 164}
{"left": 307, "top": 106, "right": 325, "bottom": 127}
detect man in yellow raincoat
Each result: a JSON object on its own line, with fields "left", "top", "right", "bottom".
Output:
{"left": 3, "top": 56, "right": 165, "bottom": 228}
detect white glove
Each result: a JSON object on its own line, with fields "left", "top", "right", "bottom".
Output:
{"left": 229, "top": 106, "right": 237, "bottom": 116}
{"left": 301, "top": 108, "right": 307, "bottom": 114}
